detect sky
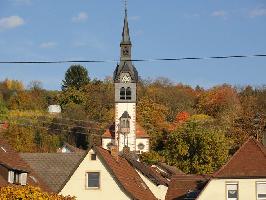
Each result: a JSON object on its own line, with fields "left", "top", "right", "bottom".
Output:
{"left": 0, "top": 0, "right": 266, "bottom": 90}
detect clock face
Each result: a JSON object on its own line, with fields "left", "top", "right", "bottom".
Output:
{"left": 121, "top": 74, "right": 131, "bottom": 83}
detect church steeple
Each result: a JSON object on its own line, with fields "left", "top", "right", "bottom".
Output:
{"left": 121, "top": 6, "right": 131, "bottom": 45}
{"left": 113, "top": 3, "right": 138, "bottom": 83}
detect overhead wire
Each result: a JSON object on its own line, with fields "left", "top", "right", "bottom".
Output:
{"left": 0, "top": 54, "right": 265, "bottom": 64}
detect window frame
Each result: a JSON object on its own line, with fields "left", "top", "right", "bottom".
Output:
{"left": 226, "top": 182, "right": 238, "bottom": 200}
{"left": 125, "top": 87, "right": 131, "bottom": 100}
{"left": 90, "top": 153, "right": 97, "bottom": 161}
{"left": 120, "top": 87, "right": 126, "bottom": 100}
{"left": 256, "top": 182, "right": 266, "bottom": 200}
{"left": 85, "top": 171, "right": 100, "bottom": 190}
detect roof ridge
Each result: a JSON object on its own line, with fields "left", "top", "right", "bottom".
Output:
{"left": 213, "top": 136, "right": 265, "bottom": 178}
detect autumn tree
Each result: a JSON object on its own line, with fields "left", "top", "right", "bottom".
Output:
{"left": 164, "top": 119, "right": 229, "bottom": 174}
{"left": 137, "top": 97, "right": 168, "bottom": 149}
{"left": 0, "top": 185, "right": 75, "bottom": 200}
{"left": 197, "top": 84, "right": 241, "bottom": 128}
{"left": 62, "top": 65, "right": 90, "bottom": 90}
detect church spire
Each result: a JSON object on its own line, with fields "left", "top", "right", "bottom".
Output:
{"left": 121, "top": 0, "right": 131, "bottom": 45}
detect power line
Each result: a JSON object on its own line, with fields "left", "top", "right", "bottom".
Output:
{"left": 0, "top": 54, "right": 265, "bottom": 64}
{"left": 0, "top": 114, "right": 104, "bottom": 132}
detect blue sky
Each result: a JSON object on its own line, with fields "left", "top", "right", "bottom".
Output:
{"left": 0, "top": 0, "right": 266, "bottom": 90}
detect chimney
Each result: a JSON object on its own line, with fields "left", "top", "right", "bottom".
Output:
{"left": 110, "top": 145, "right": 119, "bottom": 161}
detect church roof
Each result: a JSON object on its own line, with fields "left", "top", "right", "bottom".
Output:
{"left": 213, "top": 137, "right": 266, "bottom": 178}
{"left": 102, "top": 123, "right": 150, "bottom": 139}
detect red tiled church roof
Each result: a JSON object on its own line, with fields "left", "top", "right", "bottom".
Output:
{"left": 102, "top": 123, "right": 149, "bottom": 138}
{"left": 213, "top": 137, "right": 266, "bottom": 178}
{"left": 95, "top": 146, "right": 157, "bottom": 200}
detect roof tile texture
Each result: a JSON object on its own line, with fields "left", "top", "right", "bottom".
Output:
{"left": 96, "top": 147, "right": 157, "bottom": 200}
{"left": 165, "top": 174, "right": 209, "bottom": 200}
{"left": 0, "top": 137, "right": 48, "bottom": 190}
{"left": 20, "top": 152, "right": 85, "bottom": 192}
{"left": 214, "top": 137, "right": 266, "bottom": 178}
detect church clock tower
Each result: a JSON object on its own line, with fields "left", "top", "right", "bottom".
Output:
{"left": 113, "top": 7, "right": 138, "bottom": 152}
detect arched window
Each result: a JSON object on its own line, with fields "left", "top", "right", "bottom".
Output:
{"left": 120, "top": 87, "right": 126, "bottom": 100}
{"left": 126, "top": 87, "right": 131, "bottom": 100}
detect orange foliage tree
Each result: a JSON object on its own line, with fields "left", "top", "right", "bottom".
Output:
{"left": 0, "top": 185, "right": 75, "bottom": 200}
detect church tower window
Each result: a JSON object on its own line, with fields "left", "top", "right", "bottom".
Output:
{"left": 126, "top": 87, "right": 131, "bottom": 100}
{"left": 120, "top": 87, "right": 126, "bottom": 100}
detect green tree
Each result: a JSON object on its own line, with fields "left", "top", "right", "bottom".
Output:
{"left": 164, "top": 119, "right": 229, "bottom": 174}
{"left": 62, "top": 65, "right": 90, "bottom": 90}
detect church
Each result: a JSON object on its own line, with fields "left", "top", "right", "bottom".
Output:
{"left": 101, "top": 7, "right": 150, "bottom": 154}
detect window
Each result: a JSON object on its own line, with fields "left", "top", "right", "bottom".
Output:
{"left": 8, "top": 170, "right": 27, "bottom": 185}
{"left": 257, "top": 182, "right": 266, "bottom": 200}
{"left": 138, "top": 143, "right": 145, "bottom": 150}
{"left": 126, "top": 87, "right": 131, "bottom": 100}
{"left": 91, "top": 154, "right": 96, "bottom": 160}
{"left": 120, "top": 87, "right": 132, "bottom": 100}
{"left": 120, "top": 87, "right": 126, "bottom": 100}
{"left": 86, "top": 172, "right": 100, "bottom": 189}
{"left": 226, "top": 183, "right": 238, "bottom": 200}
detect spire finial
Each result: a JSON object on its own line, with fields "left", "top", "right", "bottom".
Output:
{"left": 125, "top": 0, "right": 127, "bottom": 13}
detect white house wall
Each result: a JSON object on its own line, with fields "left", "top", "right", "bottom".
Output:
{"left": 136, "top": 138, "right": 149, "bottom": 153}
{"left": 102, "top": 138, "right": 114, "bottom": 150}
{"left": 136, "top": 170, "right": 167, "bottom": 200}
{"left": 60, "top": 150, "right": 130, "bottom": 200}
{"left": 197, "top": 178, "right": 266, "bottom": 200}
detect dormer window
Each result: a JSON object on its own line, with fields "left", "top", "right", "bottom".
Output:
{"left": 8, "top": 170, "right": 27, "bottom": 185}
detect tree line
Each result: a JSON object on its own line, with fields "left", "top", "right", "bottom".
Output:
{"left": 0, "top": 64, "right": 265, "bottom": 174}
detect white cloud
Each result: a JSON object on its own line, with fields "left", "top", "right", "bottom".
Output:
{"left": 249, "top": 7, "right": 266, "bottom": 17}
{"left": 40, "top": 42, "right": 57, "bottom": 48}
{"left": 0, "top": 16, "right": 25, "bottom": 31}
{"left": 211, "top": 10, "right": 227, "bottom": 17}
{"left": 72, "top": 12, "right": 88, "bottom": 23}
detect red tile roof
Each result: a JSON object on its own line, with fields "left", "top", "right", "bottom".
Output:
{"left": 102, "top": 123, "right": 149, "bottom": 138}
{"left": 136, "top": 124, "right": 150, "bottom": 138}
{"left": 95, "top": 146, "right": 157, "bottom": 200}
{"left": 213, "top": 137, "right": 266, "bottom": 178}
{"left": 0, "top": 137, "right": 49, "bottom": 190}
{"left": 102, "top": 123, "right": 115, "bottom": 138}
{"left": 0, "top": 138, "right": 29, "bottom": 172}
{"left": 165, "top": 174, "right": 209, "bottom": 200}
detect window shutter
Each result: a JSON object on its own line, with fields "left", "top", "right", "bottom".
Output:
{"left": 20, "top": 173, "right": 28, "bottom": 185}
{"left": 8, "top": 171, "right": 14, "bottom": 183}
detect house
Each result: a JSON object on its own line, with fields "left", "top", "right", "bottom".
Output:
{"left": 166, "top": 137, "right": 266, "bottom": 200}
{"left": 21, "top": 146, "right": 166, "bottom": 200}
{"left": 0, "top": 137, "right": 48, "bottom": 190}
